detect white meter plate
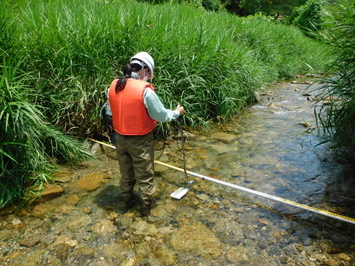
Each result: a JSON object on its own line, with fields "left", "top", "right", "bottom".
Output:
{"left": 170, "top": 187, "right": 189, "bottom": 199}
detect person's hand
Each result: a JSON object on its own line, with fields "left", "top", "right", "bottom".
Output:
{"left": 176, "top": 104, "right": 185, "bottom": 115}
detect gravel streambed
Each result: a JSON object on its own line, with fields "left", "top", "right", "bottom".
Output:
{"left": 1, "top": 80, "right": 355, "bottom": 266}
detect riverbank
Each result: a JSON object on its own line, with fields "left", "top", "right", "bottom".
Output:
{"left": 1, "top": 80, "right": 355, "bottom": 266}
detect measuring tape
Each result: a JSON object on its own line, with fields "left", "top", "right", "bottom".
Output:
{"left": 88, "top": 138, "right": 355, "bottom": 225}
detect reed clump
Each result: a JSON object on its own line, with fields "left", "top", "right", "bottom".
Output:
{"left": 311, "top": 0, "right": 355, "bottom": 162}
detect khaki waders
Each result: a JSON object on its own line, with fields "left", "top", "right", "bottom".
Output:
{"left": 114, "top": 132, "right": 155, "bottom": 206}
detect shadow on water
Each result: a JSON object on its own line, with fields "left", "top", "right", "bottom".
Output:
{"left": 94, "top": 185, "right": 141, "bottom": 214}
{"left": 94, "top": 185, "right": 123, "bottom": 211}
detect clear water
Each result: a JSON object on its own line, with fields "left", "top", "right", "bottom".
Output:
{"left": 1, "top": 81, "right": 355, "bottom": 265}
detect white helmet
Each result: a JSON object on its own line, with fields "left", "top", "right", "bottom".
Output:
{"left": 130, "top": 52, "right": 155, "bottom": 79}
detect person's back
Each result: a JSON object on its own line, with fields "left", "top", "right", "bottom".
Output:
{"left": 109, "top": 78, "right": 156, "bottom": 135}
{"left": 108, "top": 52, "right": 185, "bottom": 216}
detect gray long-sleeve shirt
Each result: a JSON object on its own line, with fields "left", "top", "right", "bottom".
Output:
{"left": 143, "top": 88, "right": 180, "bottom": 122}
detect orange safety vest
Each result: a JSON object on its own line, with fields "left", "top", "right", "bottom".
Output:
{"left": 108, "top": 78, "right": 157, "bottom": 135}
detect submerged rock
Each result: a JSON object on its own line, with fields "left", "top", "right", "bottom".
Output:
{"left": 31, "top": 202, "right": 58, "bottom": 217}
{"left": 170, "top": 220, "right": 223, "bottom": 258}
{"left": 211, "top": 132, "right": 237, "bottom": 144}
{"left": 75, "top": 171, "right": 110, "bottom": 191}
{"left": 153, "top": 244, "right": 177, "bottom": 265}
{"left": 91, "top": 219, "right": 117, "bottom": 236}
{"left": 18, "top": 236, "right": 40, "bottom": 247}
{"left": 129, "top": 219, "right": 158, "bottom": 236}
{"left": 25, "top": 183, "right": 65, "bottom": 203}
{"left": 52, "top": 170, "right": 72, "bottom": 183}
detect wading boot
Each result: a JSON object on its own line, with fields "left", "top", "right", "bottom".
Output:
{"left": 121, "top": 192, "right": 139, "bottom": 209}
{"left": 139, "top": 198, "right": 155, "bottom": 217}
{"left": 139, "top": 203, "right": 152, "bottom": 217}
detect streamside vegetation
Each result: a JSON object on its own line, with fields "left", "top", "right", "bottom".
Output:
{"left": 311, "top": 0, "right": 355, "bottom": 162}
{"left": 0, "top": 0, "right": 332, "bottom": 208}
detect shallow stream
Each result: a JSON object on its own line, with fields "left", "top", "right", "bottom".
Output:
{"left": 1, "top": 80, "right": 355, "bottom": 266}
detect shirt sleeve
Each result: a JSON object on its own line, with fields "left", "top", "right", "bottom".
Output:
{"left": 105, "top": 87, "right": 112, "bottom": 116}
{"left": 143, "top": 87, "right": 180, "bottom": 122}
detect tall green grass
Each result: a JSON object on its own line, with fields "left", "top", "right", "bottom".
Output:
{"left": 311, "top": 0, "right": 355, "bottom": 162}
{"left": 1, "top": 0, "right": 332, "bottom": 208}
{"left": 11, "top": 0, "right": 332, "bottom": 129}
{"left": 1, "top": 0, "right": 92, "bottom": 208}
{"left": 0, "top": 61, "right": 92, "bottom": 208}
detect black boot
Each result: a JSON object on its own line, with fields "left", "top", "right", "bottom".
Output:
{"left": 139, "top": 203, "right": 152, "bottom": 217}
{"left": 121, "top": 192, "right": 139, "bottom": 208}
{"left": 139, "top": 198, "right": 155, "bottom": 217}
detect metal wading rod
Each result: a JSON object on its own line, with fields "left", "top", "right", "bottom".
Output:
{"left": 87, "top": 138, "right": 355, "bottom": 225}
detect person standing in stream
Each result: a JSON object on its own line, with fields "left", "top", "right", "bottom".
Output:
{"left": 108, "top": 52, "right": 185, "bottom": 216}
